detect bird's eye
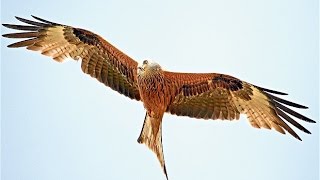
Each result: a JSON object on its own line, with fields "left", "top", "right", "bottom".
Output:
{"left": 143, "top": 60, "right": 148, "bottom": 65}
{"left": 138, "top": 67, "right": 144, "bottom": 71}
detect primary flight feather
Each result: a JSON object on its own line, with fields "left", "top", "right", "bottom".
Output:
{"left": 2, "top": 16, "right": 315, "bottom": 180}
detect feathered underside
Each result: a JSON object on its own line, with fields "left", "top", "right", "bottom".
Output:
{"left": 2, "top": 16, "right": 316, "bottom": 180}
{"left": 2, "top": 16, "right": 141, "bottom": 100}
{"left": 164, "top": 72, "right": 315, "bottom": 141}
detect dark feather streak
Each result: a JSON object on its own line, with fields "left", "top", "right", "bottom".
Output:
{"left": 212, "top": 74, "right": 243, "bottom": 91}
{"left": 15, "top": 16, "right": 48, "bottom": 27}
{"left": 31, "top": 15, "right": 62, "bottom": 26}
{"left": 255, "top": 85, "right": 288, "bottom": 95}
{"left": 274, "top": 101, "right": 315, "bottom": 123}
{"left": 2, "top": 24, "right": 39, "bottom": 31}
{"left": 7, "top": 38, "right": 38, "bottom": 48}
{"left": 73, "top": 28, "right": 100, "bottom": 46}
{"left": 266, "top": 92, "right": 308, "bottom": 109}
{"left": 276, "top": 108, "right": 311, "bottom": 134}
{"left": 2, "top": 32, "right": 39, "bottom": 38}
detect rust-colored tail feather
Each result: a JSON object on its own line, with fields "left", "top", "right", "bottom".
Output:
{"left": 137, "top": 113, "right": 169, "bottom": 180}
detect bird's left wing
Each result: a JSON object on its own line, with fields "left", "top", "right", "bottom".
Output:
{"left": 2, "top": 16, "right": 140, "bottom": 100}
{"left": 164, "top": 71, "right": 315, "bottom": 140}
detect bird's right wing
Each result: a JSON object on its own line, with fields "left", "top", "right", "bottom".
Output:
{"left": 164, "top": 71, "right": 315, "bottom": 141}
{"left": 2, "top": 16, "right": 141, "bottom": 100}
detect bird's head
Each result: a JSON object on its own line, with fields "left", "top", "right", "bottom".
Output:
{"left": 138, "top": 60, "right": 162, "bottom": 77}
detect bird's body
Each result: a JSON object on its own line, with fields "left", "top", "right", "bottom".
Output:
{"left": 2, "top": 16, "right": 316, "bottom": 180}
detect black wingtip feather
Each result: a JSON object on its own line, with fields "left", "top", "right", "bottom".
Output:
{"left": 266, "top": 93, "right": 309, "bottom": 109}
{"left": 31, "top": 15, "right": 61, "bottom": 26}
{"left": 2, "top": 24, "right": 39, "bottom": 31}
{"left": 2, "top": 24, "right": 12, "bottom": 28}
{"left": 274, "top": 101, "right": 316, "bottom": 123}
{"left": 255, "top": 84, "right": 316, "bottom": 140}
{"left": 2, "top": 32, "right": 39, "bottom": 39}
{"left": 15, "top": 16, "right": 48, "bottom": 27}
{"left": 6, "top": 38, "right": 38, "bottom": 48}
{"left": 2, "top": 32, "right": 8, "bottom": 37}
{"left": 276, "top": 109, "right": 312, "bottom": 134}
{"left": 255, "top": 85, "right": 288, "bottom": 95}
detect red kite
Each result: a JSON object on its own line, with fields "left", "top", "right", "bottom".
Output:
{"left": 2, "top": 16, "right": 315, "bottom": 179}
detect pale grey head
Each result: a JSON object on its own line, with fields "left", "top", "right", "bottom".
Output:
{"left": 137, "top": 60, "right": 162, "bottom": 77}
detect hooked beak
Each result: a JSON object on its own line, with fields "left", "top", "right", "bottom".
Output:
{"left": 137, "top": 66, "right": 145, "bottom": 75}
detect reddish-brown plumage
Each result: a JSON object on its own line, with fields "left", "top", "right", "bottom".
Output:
{"left": 138, "top": 72, "right": 177, "bottom": 116}
{"left": 2, "top": 16, "right": 140, "bottom": 100}
{"left": 2, "top": 16, "right": 316, "bottom": 180}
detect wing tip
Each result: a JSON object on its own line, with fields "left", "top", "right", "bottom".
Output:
{"left": 296, "top": 136, "right": 302, "bottom": 141}
{"left": 30, "top": 15, "right": 59, "bottom": 25}
{"left": 14, "top": 16, "right": 32, "bottom": 23}
{"left": 289, "top": 130, "right": 302, "bottom": 141}
{"left": 31, "top": 15, "right": 45, "bottom": 20}
{"left": 257, "top": 85, "right": 311, "bottom": 110}
{"left": 7, "top": 43, "right": 21, "bottom": 48}
{"left": 255, "top": 85, "right": 288, "bottom": 95}
{"left": 31, "top": 15, "right": 41, "bottom": 21}
{"left": 2, "top": 33, "right": 9, "bottom": 38}
{"left": 298, "top": 105, "right": 309, "bottom": 109}
{"left": 15, "top": 15, "right": 39, "bottom": 22}
{"left": 7, "top": 44, "right": 15, "bottom": 48}
{"left": 2, "top": 23, "right": 11, "bottom": 28}
{"left": 311, "top": 120, "right": 316, "bottom": 123}
{"left": 14, "top": 16, "right": 22, "bottom": 21}
{"left": 307, "top": 119, "right": 316, "bottom": 123}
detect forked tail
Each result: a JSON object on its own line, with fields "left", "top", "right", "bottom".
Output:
{"left": 137, "top": 112, "right": 168, "bottom": 179}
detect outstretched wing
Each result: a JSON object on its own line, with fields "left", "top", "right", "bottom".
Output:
{"left": 164, "top": 72, "right": 315, "bottom": 141}
{"left": 2, "top": 16, "right": 140, "bottom": 100}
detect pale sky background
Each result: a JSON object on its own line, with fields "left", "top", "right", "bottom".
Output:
{"left": 1, "top": 0, "right": 319, "bottom": 180}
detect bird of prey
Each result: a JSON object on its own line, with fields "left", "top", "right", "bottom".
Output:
{"left": 2, "top": 16, "right": 315, "bottom": 179}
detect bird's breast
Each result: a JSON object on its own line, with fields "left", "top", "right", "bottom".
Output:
{"left": 138, "top": 76, "right": 175, "bottom": 113}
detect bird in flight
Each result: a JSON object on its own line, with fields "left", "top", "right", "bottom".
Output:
{"left": 2, "top": 16, "right": 315, "bottom": 179}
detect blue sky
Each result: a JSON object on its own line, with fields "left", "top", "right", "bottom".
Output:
{"left": 1, "top": 0, "right": 319, "bottom": 180}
